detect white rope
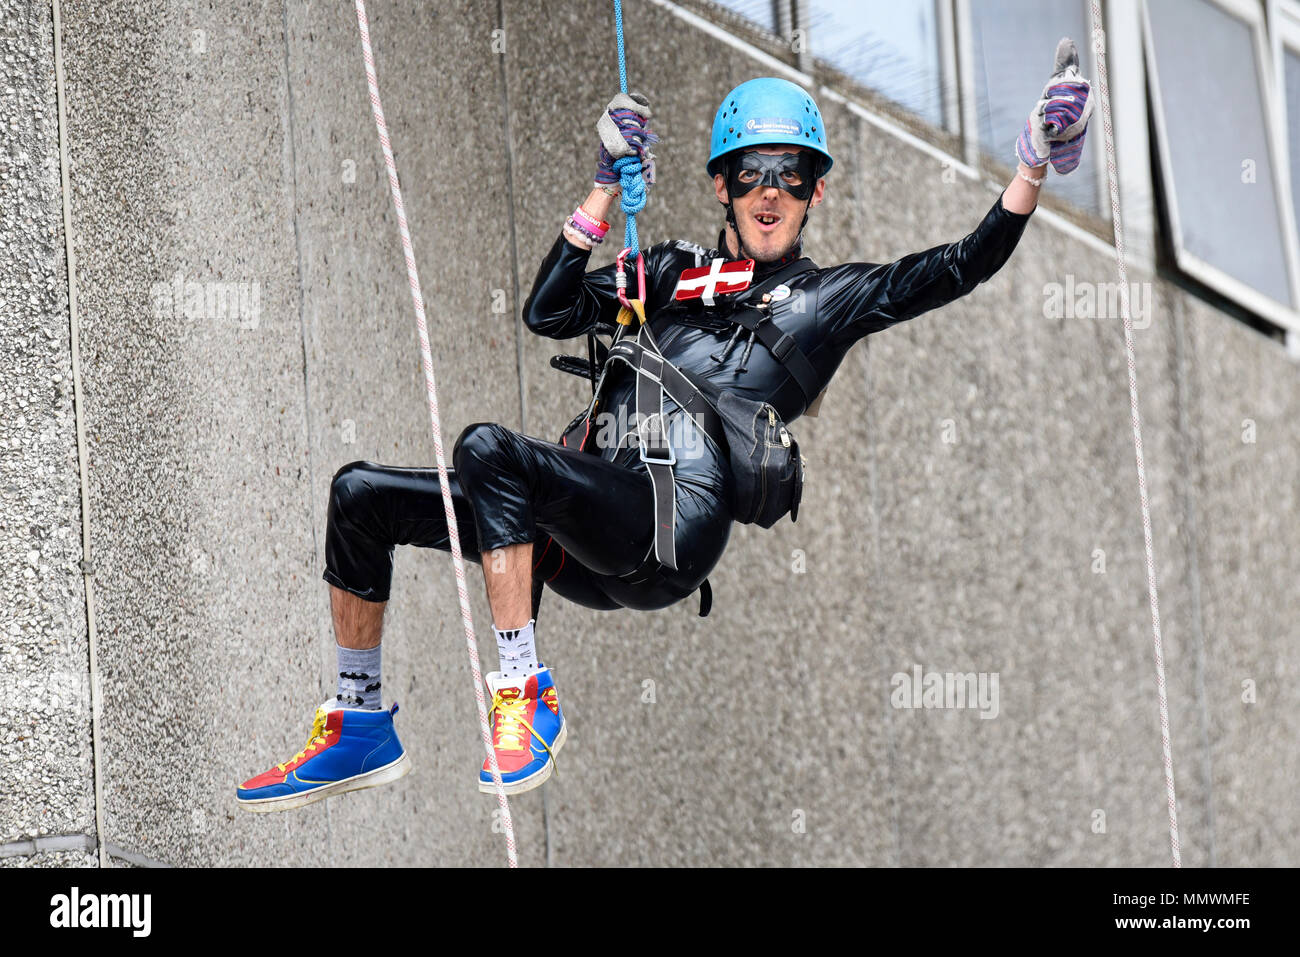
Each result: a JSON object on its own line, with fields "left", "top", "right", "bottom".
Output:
{"left": 353, "top": 0, "right": 517, "bottom": 868}
{"left": 51, "top": 0, "right": 109, "bottom": 870}
{"left": 1088, "top": 0, "right": 1181, "bottom": 867}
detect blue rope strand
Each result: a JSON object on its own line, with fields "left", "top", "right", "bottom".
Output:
{"left": 615, "top": 156, "right": 644, "bottom": 253}
{"left": 612, "top": 0, "right": 644, "bottom": 262}
{"left": 614, "top": 0, "right": 628, "bottom": 95}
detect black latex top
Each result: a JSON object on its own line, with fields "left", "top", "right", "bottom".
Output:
{"left": 524, "top": 192, "right": 1033, "bottom": 432}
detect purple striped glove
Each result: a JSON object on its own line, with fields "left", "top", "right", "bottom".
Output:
{"left": 595, "top": 92, "right": 658, "bottom": 189}
{"left": 1016, "top": 38, "right": 1094, "bottom": 175}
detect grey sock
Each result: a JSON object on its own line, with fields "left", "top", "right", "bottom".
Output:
{"left": 336, "top": 643, "right": 382, "bottom": 710}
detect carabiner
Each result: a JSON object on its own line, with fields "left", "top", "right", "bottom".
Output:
{"left": 616, "top": 246, "right": 646, "bottom": 311}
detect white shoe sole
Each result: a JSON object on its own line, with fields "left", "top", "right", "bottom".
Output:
{"left": 478, "top": 721, "right": 567, "bottom": 795}
{"left": 238, "top": 751, "right": 411, "bottom": 814}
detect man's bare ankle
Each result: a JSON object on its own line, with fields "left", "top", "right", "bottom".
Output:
{"left": 329, "top": 585, "right": 386, "bottom": 649}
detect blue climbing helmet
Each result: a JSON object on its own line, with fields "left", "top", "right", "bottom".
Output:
{"left": 706, "top": 77, "right": 833, "bottom": 179}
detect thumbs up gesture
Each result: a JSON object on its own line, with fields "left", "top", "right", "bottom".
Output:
{"left": 1016, "top": 38, "right": 1095, "bottom": 175}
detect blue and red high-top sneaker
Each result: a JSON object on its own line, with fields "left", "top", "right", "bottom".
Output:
{"left": 478, "top": 666, "right": 566, "bottom": 794}
{"left": 236, "top": 700, "right": 410, "bottom": 812}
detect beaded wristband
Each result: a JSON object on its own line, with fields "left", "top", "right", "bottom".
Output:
{"left": 572, "top": 205, "right": 610, "bottom": 236}
{"left": 564, "top": 217, "right": 603, "bottom": 245}
{"left": 572, "top": 217, "right": 605, "bottom": 243}
{"left": 563, "top": 223, "right": 596, "bottom": 248}
{"left": 1018, "top": 167, "right": 1047, "bottom": 187}
{"left": 598, "top": 182, "right": 621, "bottom": 197}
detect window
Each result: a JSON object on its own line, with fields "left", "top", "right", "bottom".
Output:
{"left": 807, "top": 0, "right": 944, "bottom": 127}
{"left": 968, "top": 0, "right": 1102, "bottom": 215}
{"left": 1146, "top": 0, "right": 1295, "bottom": 312}
{"left": 1279, "top": 5, "right": 1300, "bottom": 314}
{"left": 1286, "top": 49, "right": 1300, "bottom": 240}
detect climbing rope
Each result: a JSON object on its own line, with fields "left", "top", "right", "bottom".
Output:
{"left": 1088, "top": 0, "right": 1181, "bottom": 867}
{"left": 613, "top": 0, "right": 650, "bottom": 267}
{"left": 353, "top": 0, "right": 518, "bottom": 868}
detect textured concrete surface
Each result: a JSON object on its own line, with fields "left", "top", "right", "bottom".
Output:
{"left": 0, "top": 849, "right": 97, "bottom": 868}
{"left": 283, "top": 0, "right": 545, "bottom": 867}
{"left": 1179, "top": 296, "right": 1300, "bottom": 867}
{"left": 0, "top": 0, "right": 96, "bottom": 846}
{"left": 45, "top": 0, "right": 544, "bottom": 866}
{"left": 2, "top": 0, "right": 1297, "bottom": 866}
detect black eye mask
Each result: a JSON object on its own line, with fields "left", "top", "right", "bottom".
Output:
{"left": 726, "top": 150, "right": 818, "bottom": 201}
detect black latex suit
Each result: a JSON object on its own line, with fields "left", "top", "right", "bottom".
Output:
{"left": 322, "top": 192, "right": 1032, "bottom": 617}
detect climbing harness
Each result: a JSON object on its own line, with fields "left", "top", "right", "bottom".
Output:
{"left": 1088, "top": 0, "right": 1181, "bottom": 867}
{"left": 353, "top": 0, "right": 517, "bottom": 867}
{"left": 553, "top": 251, "right": 822, "bottom": 618}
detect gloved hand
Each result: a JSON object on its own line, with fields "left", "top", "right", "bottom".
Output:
{"left": 595, "top": 92, "right": 658, "bottom": 190}
{"left": 1015, "top": 37, "right": 1094, "bottom": 175}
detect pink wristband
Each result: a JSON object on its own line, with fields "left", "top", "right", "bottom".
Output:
{"left": 572, "top": 205, "right": 609, "bottom": 237}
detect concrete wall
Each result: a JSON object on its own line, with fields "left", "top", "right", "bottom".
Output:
{"left": 2, "top": 0, "right": 1297, "bottom": 866}
{"left": 0, "top": 0, "right": 97, "bottom": 869}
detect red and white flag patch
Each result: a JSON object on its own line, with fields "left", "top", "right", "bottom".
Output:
{"left": 673, "top": 257, "right": 755, "bottom": 307}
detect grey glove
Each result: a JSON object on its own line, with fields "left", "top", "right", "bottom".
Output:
{"left": 1016, "top": 38, "right": 1095, "bottom": 173}
{"left": 596, "top": 92, "right": 653, "bottom": 160}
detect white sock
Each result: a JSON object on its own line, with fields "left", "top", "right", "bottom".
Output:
{"left": 494, "top": 619, "right": 538, "bottom": 677}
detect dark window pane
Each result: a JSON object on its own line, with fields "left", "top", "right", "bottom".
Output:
{"left": 1286, "top": 49, "right": 1300, "bottom": 254}
{"left": 970, "top": 0, "right": 1101, "bottom": 214}
{"left": 1147, "top": 0, "right": 1291, "bottom": 305}
{"left": 808, "top": 0, "right": 943, "bottom": 127}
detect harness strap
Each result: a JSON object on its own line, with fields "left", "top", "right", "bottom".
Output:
{"left": 609, "top": 330, "right": 727, "bottom": 571}
{"left": 635, "top": 347, "right": 678, "bottom": 570}
{"left": 601, "top": 259, "right": 822, "bottom": 616}
{"left": 725, "top": 261, "right": 822, "bottom": 410}
{"left": 607, "top": 328, "right": 726, "bottom": 615}
{"left": 725, "top": 299, "right": 820, "bottom": 407}
{"left": 607, "top": 339, "right": 726, "bottom": 443}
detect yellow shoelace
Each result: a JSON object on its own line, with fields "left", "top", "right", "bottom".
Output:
{"left": 489, "top": 691, "right": 557, "bottom": 765}
{"left": 276, "top": 708, "right": 334, "bottom": 773}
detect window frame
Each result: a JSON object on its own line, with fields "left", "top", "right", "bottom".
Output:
{"left": 955, "top": 0, "right": 1110, "bottom": 215}
{"left": 1272, "top": 1, "right": 1300, "bottom": 315}
{"left": 1142, "top": 0, "right": 1300, "bottom": 331}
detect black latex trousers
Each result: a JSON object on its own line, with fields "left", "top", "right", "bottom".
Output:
{"left": 322, "top": 419, "right": 733, "bottom": 615}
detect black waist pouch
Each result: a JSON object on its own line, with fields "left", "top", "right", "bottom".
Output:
{"left": 713, "top": 390, "right": 804, "bottom": 528}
